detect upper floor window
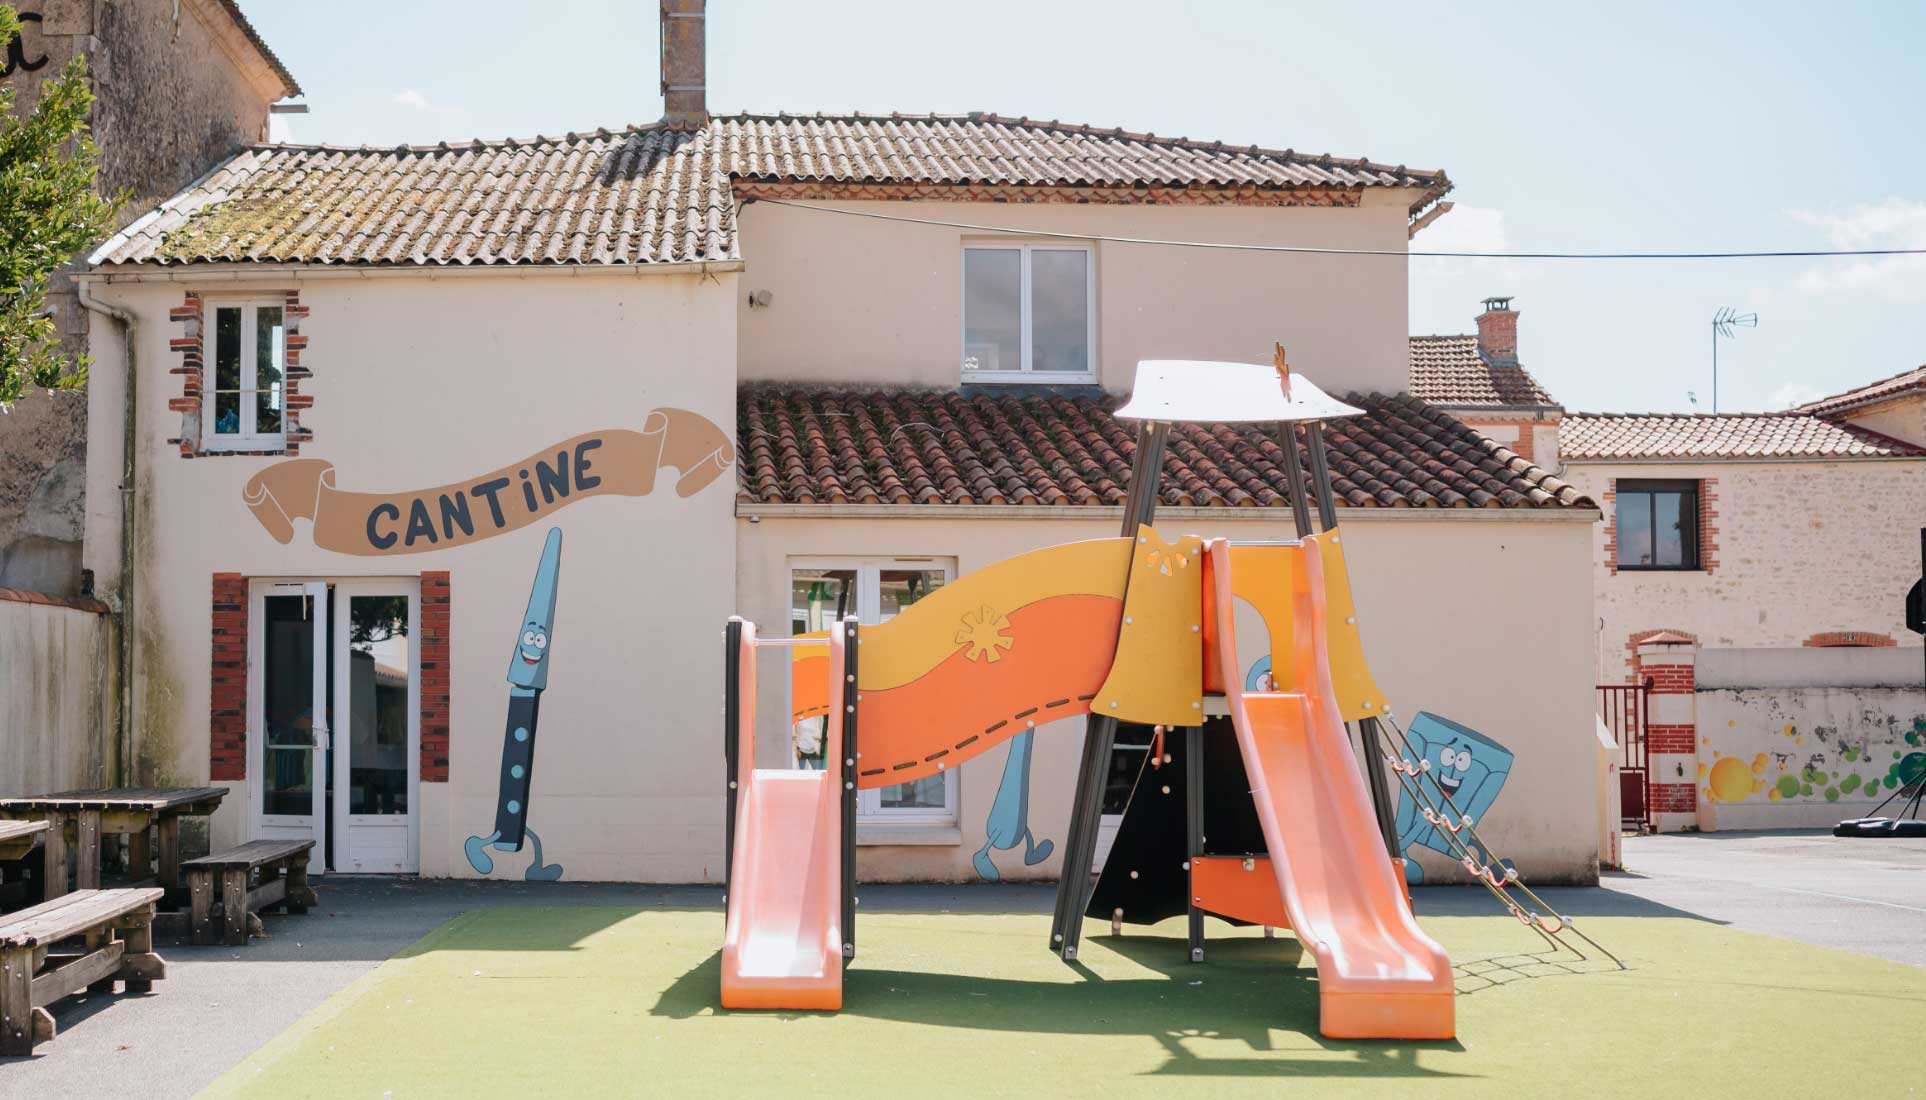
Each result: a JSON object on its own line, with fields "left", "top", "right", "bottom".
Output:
{"left": 962, "top": 243, "right": 1095, "bottom": 383}
{"left": 1615, "top": 480, "right": 1699, "bottom": 570}
{"left": 204, "top": 300, "right": 287, "bottom": 451}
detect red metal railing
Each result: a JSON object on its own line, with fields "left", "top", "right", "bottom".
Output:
{"left": 1598, "top": 681, "right": 1653, "bottom": 832}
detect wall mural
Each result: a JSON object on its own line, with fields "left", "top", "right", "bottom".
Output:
{"left": 241, "top": 408, "right": 733, "bottom": 554}
{"left": 972, "top": 728, "right": 1055, "bottom": 881}
{"left": 1701, "top": 692, "right": 1926, "bottom": 807}
{"left": 1393, "top": 712, "right": 1514, "bottom": 884}
{"left": 465, "top": 527, "right": 567, "bottom": 881}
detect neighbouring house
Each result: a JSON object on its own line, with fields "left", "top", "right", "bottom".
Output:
{"left": 1409, "top": 297, "right": 1564, "bottom": 468}
{"left": 71, "top": 1, "right": 1603, "bottom": 886}
{"left": 0, "top": 0, "right": 300, "bottom": 598}
{"left": 1557, "top": 369, "right": 1926, "bottom": 832}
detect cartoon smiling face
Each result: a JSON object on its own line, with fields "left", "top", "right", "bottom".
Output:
{"left": 517, "top": 622, "right": 549, "bottom": 668}
{"left": 1394, "top": 712, "right": 1516, "bottom": 859}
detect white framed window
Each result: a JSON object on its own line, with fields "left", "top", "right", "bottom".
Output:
{"left": 961, "top": 243, "right": 1095, "bottom": 383}
{"left": 790, "top": 556, "right": 957, "bottom": 825}
{"left": 202, "top": 299, "right": 288, "bottom": 451}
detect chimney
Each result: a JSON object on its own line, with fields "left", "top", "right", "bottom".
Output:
{"left": 1475, "top": 296, "right": 1517, "bottom": 362}
{"left": 660, "top": 0, "right": 707, "bottom": 124}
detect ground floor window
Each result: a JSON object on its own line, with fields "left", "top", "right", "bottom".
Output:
{"left": 791, "top": 558, "right": 956, "bottom": 824}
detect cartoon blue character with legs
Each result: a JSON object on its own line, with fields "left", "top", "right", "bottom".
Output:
{"left": 1393, "top": 712, "right": 1513, "bottom": 884}
{"left": 973, "top": 728, "right": 1055, "bottom": 881}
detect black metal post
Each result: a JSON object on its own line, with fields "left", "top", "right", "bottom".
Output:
{"left": 1049, "top": 419, "right": 1169, "bottom": 960}
{"left": 1304, "top": 421, "right": 1340, "bottom": 531}
{"left": 723, "top": 617, "right": 742, "bottom": 891}
{"left": 1185, "top": 724, "right": 1205, "bottom": 962}
{"left": 840, "top": 617, "right": 859, "bottom": 961}
{"left": 1276, "top": 423, "right": 1314, "bottom": 539}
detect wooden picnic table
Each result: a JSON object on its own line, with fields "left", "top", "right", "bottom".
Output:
{"left": 0, "top": 788, "right": 227, "bottom": 902}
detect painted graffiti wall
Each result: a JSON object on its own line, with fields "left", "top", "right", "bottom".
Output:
{"left": 1697, "top": 647, "right": 1926, "bottom": 831}
{"left": 82, "top": 270, "right": 740, "bottom": 881}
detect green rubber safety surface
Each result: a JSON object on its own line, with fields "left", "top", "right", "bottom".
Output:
{"left": 203, "top": 907, "right": 1926, "bottom": 1099}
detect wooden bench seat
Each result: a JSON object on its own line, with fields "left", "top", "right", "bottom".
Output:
{"left": 0, "top": 887, "right": 165, "bottom": 1055}
{"left": 0, "top": 820, "right": 46, "bottom": 862}
{"left": 183, "top": 840, "right": 317, "bottom": 947}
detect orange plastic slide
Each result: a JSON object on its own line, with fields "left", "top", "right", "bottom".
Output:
{"left": 721, "top": 624, "right": 844, "bottom": 1010}
{"left": 1206, "top": 537, "right": 1454, "bottom": 1040}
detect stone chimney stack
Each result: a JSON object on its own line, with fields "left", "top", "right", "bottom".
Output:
{"left": 1475, "top": 296, "right": 1518, "bottom": 362}
{"left": 660, "top": 0, "right": 707, "bottom": 124}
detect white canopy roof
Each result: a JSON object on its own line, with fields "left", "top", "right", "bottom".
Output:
{"left": 1114, "top": 360, "right": 1364, "bottom": 423}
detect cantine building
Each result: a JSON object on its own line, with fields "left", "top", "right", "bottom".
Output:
{"left": 71, "top": 4, "right": 1604, "bottom": 886}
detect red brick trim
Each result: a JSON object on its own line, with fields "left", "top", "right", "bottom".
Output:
{"left": 0, "top": 587, "right": 110, "bottom": 614}
{"left": 420, "top": 572, "right": 451, "bottom": 783}
{"left": 1803, "top": 631, "right": 1898, "bottom": 648}
{"left": 1697, "top": 476, "right": 1719, "bottom": 574}
{"left": 1602, "top": 480, "right": 1618, "bottom": 575}
{"left": 731, "top": 179, "right": 1363, "bottom": 208}
{"left": 1649, "top": 784, "right": 1698, "bottom": 813}
{"left": 168, "top": 290, "right": 313, "bottom": 457}
{"left": 210, "top": 574, "right": 249, "bottom": 782}
{"left": 1625, "top": 628, "right": 1697, "bottom": 680}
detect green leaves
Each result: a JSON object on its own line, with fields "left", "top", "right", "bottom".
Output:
{"left": 0, "top": 3, "right": 123, "bottom": 408}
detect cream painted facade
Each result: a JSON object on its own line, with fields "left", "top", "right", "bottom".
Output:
{"left": 1564, "top": 458, "right": 1926, "bottom": 683}
{"left": 81, "top": 268, "right": 741, "bottom": 881}
{"left": 735, "top": 508, "right": 1602, "bottom": 885}
{"left": 736, "top": 193, "right": 1420, "bottom": 394}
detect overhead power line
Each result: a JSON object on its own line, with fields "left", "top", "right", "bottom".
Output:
{"left": 749, "top": 197, "right": 1926, "bottom": 261}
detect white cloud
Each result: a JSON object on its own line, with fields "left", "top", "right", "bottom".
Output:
{"left": 391, "top": 89, "right": 456, "bottom": 115}
{"left": 1787, "top": 198, "right": 1926, "bottom": 303}
{"left": 1767, "top": 381, "right": 1826, "bottom": 411}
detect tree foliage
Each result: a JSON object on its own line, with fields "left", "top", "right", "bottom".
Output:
{"left": 0, "top": 4, "right": 121, "bottom": 408}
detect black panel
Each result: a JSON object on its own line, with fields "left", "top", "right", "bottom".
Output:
{"left": 1086, "top": 717, "right": 1269, "bottom": 928}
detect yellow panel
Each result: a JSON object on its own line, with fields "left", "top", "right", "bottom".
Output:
{"left": 1313, "top": 531, "right": 1388, "bottom": 722}
{"left": 1227, "top": 543, "right": 1298, "bottom": 693}
{"left": 1094, "top": 525, "right": 1205, "bottom": 726}
{"left": 856, "top": 537, "right": 1132, "bottom": 692}
{"left": 1226, "top": 534, "right": 1386, "bottom": 722}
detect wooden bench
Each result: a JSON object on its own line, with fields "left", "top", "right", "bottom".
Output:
{"left": 183, "top": 840, "right": 317, "bottom": 947}
{"left": 0, "top": 888, "right": 166, "bottom": 1055}
{"left": 0, "top": 820, "right": 45, "bottom": 863}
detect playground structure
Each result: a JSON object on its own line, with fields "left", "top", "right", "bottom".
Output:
{"left": 720, "top": 355, "right": 1607, "bottom": 1037}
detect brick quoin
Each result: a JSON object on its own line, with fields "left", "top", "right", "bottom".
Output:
{"left": 1803, "top": 631, "right": 1898, "bottom": 648}
{"left": 1628, "top": 629, "right": 1697, "bottom": 684}
{"left": 420, "top": 572, "right": 451, "bottom": 783}
{"left": 1649, "top": 784, "right": 1699, "bottom": 813}
{"left": 210, "top": 573, "right": 249, "bottom": 782}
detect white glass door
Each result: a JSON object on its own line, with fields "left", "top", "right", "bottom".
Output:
{"left": 330, "top": 580, "right": 420, "bottom": 873}
{"left": 251, "top": 581, "right": 329, "bottom": 857}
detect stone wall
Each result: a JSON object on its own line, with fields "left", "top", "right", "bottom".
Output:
{"left": 0, "top": 588, "right": 116, "bottom": 795}
{"left": 0, "top": 0, "right": 285, "bottom": 596}
{"left": 1564, "top": 458, "right": 1926, "bottom": 683}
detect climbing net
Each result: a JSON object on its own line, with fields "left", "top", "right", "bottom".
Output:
{"left": 1374, "top": 709, "right": 1623, "bottom": 970}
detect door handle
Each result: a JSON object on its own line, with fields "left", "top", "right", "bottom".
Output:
{"left": 313, "top": 725, "right": 330, "bottom": 751}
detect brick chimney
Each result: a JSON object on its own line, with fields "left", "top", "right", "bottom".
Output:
{"left": 1475, "top": 296, "right": 1518, "bottom": 362}
{"left": 660, "top": 0, "right": 707, "bottom": 124}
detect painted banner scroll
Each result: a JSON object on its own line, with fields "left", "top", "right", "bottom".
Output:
{"left": 241, "top": 407, "right": 733, "bottom": 555}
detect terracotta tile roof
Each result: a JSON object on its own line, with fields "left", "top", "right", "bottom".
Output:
{"left": 737, "top": 384, "right": 1590, "bottom": 510}
{"left": 212, "top": 0, "right": 301, "bottom": 98}
{"left": 91, "top": 114, "right": 1449, "bottom": 267}
{"left": 1795, "top": 364, "right": 1926, "bottom": 417}
{"left": 1561, "top": 413, "right": 1926, "bottom": 461}
{"left": 1407, "top": 335, "right": 1558, "bottom": 408}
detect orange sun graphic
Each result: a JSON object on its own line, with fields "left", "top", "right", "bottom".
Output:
{"left": 955, "top": 605, "right": 1015, "bottom": 663}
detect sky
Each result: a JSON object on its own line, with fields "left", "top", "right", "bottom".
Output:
{"left": 248, "top": 0, "right": 1926, "bottom": 414}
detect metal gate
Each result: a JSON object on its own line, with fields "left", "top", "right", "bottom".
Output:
{"left": 1598, "top": 681, "right": 1652, "bottom": 832}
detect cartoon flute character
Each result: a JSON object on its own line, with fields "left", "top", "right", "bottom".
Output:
{"left": 465, "top": 527, "right": 565, "bottom": 881}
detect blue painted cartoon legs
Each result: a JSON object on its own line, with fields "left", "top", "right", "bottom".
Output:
{"left": 973, "top": 729, "right": 1055, "bottom": 881}
{"left": 464, "top": 824, "right": 564, "bottom": 881}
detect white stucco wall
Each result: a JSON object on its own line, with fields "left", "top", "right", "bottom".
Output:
{"left": 735, "top": 508, "right": 1601, "bottom": 885}
{"left": 1565, "top": 459, "right": 1926, "bottom": 682}
{"left": 82, "top": 269, "right": 740, "bottom": 881}
{"left": 734, "top": 192, "right": 1419, "bottom": 396}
